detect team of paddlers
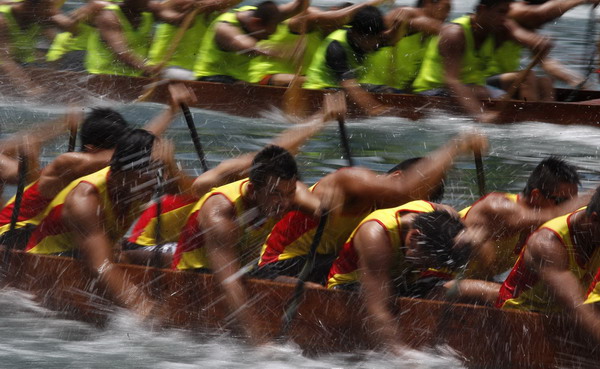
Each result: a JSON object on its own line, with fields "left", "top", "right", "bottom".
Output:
{"left": 1, "top": 0, "right": 600, "bottom": 353}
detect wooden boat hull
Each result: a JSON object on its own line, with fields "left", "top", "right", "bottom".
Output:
{"left": 4, "top": 68, "right": 600, "bottom": 127}
{"left": 3, "top": 251, "right": 599, "bottom": 369}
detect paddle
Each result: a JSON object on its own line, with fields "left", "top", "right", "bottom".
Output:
{"left": 337, "top": 116, "right": 354, "bottom": 167}
{"left": 1, "top": 150, "right": 28, "bottom": 278}
{"left": 180, "top": 103, "right": 209, "bottom": 172}
{"left": 67, "top": 119, "right": 77, "bottom": 152}
{"left": 282, "top": 12, "right": 310, "bottom": 118}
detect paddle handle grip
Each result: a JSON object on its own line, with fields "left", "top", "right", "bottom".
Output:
{"left": 180, "top": 103, "right": 209, "bottom": 172}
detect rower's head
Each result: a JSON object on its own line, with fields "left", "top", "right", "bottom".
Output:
{"left": 404, "top": 210, "right": 469, "bottom": 270}
{"left": 109, "top": 129, "right": 166, "bottom": 202}
{"left": 348, "top": 6, "right": 385, "bottom": 53}
{"left": 248, "top": 145, "right": 298, "bottom": 219}
{"left": 80, "top": 108, "right": 129, "bottom": 152}
{"left": 417, "top": 0, "right": 451, "bottom": 22}
{"left": 586, "top": 186, "right": 600, "bottom": 228}
{"left": 22, "top": 0, "right": 54, "bottom": 18}
{"left": 524, "top": 156, "right": 580, "bottom": 208}
{"left": 475, "top": 0, "right": 514, "bottom": 32}
{"left": 387, "top": 157, "right": 445, "bottom": 202}
{"left": 247, "top": 1, "right": 281, "bottom": 40}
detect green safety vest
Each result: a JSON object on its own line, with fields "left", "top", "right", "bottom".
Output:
{"left": 148, "top": 12, "right": 214, "bottom": 70}
{"left": 412, "top": 15, "right": 495, "bottom": 92}
{"left": 303, "top": 28, "right": 362, "bottom": 90}
{"left": 46, "top": 24, "right": 92, "bottom": 62}
{"left": 360, "top": 32, "right": 430, "bottom": 91}
{"left": 247, "top": 21, "right": 323, "bottom": 83}
{"left": 485, "top": 40, "right": 522, "bottom": 75}
{"left": 193, "top": 6, "right": 257, "bottom": 81}
{"left": 85, "top": 4, "right": 154, "bottom": 76}
{"left": 0, "top": 4, "right": 41, "bottom": 63}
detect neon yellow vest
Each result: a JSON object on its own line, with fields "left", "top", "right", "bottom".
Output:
{"left": 303, "top": 28, "right": 362, "bottom": 90}
{"left": 46, "top": 25, "right": 92, "bottom": 62}
{"left": 485, "top": 40, "right": 522, "bottom": 75}
{"left": 248, "top": 22, "right": 323, "bottom": 83}
{"left": 148, "top": 13, "right": 214, "bottom": 70}
{"left": 360, "top": 32, "right": 430, "bottom": 90}
{"left": 193, "top": 6, "right": 257, "bottom": 81}
{"left": 85, "top": 4, "right": 154, "bottom": 76}
{"left": 412, "top": 15, "right": 495, "bottom": 92}
{"left": 0, "top": 5, "right": 41, "bottom": 63}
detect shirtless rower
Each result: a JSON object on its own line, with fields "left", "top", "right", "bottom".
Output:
{"left": 495, "top": 186, "right": 600, "bottom": 345}
{"left": 327, "top": 203, "right": 467, "bottom": 352}
{"left": 0, "top": 84, "right": 195, "bottom": 249}
{"left": 25, "top": 129, "right": 179, "bottom": 316}
{"left": 412, "top": 0, "right": 551, "bottom": 122}
{"left": 255, "top": 132, "right": 488, "bottom": 285}
{"left": 86, "top": 0, "right": 192, "bottom": 76}
{"left": 194, "top": 0, "right": 308, "bottom": 84}
{"left": 123, "top": 93, "right": 347, "bottom": 268}
{"left": 248, "top": 0, "right": 389, "bottom": 87}
{"left": 0, "top": 0, "right": 102, "bottom": 93}
{"left": 359, "top": 0, "right": 451, "bottom": 93}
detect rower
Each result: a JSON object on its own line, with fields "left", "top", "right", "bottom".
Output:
{"left": 247, "top": 0, "right": 386, "bottom": 87}
{"left": 147, "top": 0, "right": 242, "bottom": 80}
{"left": 122, "top": 93, "right": 345, "bottom": 268}
{"left": 171, "top": 145, "right": 320, "bottom": 343}
{"left": 0, "top": 83, "right": 196, "bottom": 250}
{"left": 254, "top": 133, "right": 487, "bottom": 285}
{"left": 412, "top": 0, "right": 549, "bottom": 122}
{"left": 495, "top": 186, "right": 600, "bottom": 344}
{"left": 359, "top": 0, "right": 451, "bottom": 93}
{"left": 303, "top": 6, "right": 397, "bottom": 115}
{"left": 25, "top": 129, "right": 177, "bottom": 317}
{"left": 194, "top": 0, "right": 308, "bottom": 84}
{"left": 326, "top": 203, "right": 468, "bottom": 352}
{"left": 0, "top": 0, "right": 94, "bottom": 94}
{"left": 85, "top": 0, "right": 190, "bottom": 76}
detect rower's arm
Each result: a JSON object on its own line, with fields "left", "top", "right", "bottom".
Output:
{"left": 214, "top": 22, "right": 265, "bottom": 56}
{"left": 50, "top": 0, "right": 108, "bottom": 33}
{"left": 142, "top": 83, "right": 197, "bottom": 137}
{"left": 65, "top": 184, "right": 154, "bottom": 317}
{"left": 201, "top": 196, "right": 264, "bottom": 344}
{"left": 93, "top": 10, "right": 157, "bottom": 76}
{"left": 509, "top": 0, "right": 596, "bottom": 30}
{"left": 541, "top": 58, "right": 585, "bottom": 87}
{"left": 340, "top": 80, "right": 389, "bottom": 116}
{"left": 356, "top": 221, "right": 405, "bottom": 353}
{"left": 504, "top": 19, "right": 552, "bottom": 56}
{"left": 527, "top": 229, "right": 600, "bottom": 344}
{"left": 278, "top": 0, "right": 309, "bottom": 22}
{"left": 195, "top": 0, "right": 242, "bottom": 14}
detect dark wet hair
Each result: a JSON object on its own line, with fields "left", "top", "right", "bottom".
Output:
{"left": 413, "top": 210, "right": 467, "bottom": 270}
{"left": 349, "top": 6, "right": 385, "bottom": 36}
{"left": 250, "top": 145, "right": 298, "bottom": 189}
{"left": 80, "top": 108, "right": 129, "bottom": 151}
{"left": 415, "top": 0, "right": 442, "bottom": 7}
{"left": 478, "top": 0, "right": 513, "bottom": 7}
{"left": 110, "top": 129, "right": 156, "bottom": 172}
{"left": 387, "top": 157, "right": 445, "bottom": 202}
{"left": 523, "top": 156, "right": 580, "bottom": 197}
{"left": 586, "top": 186, "right": 600, "bottom": 217}
{"left": 524, "top": 0, "right": 548, "bottom": 4}
{"left": 254, "top": 1, "right": 280, "bottom": 25}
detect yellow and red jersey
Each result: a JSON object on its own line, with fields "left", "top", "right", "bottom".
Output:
{"left": 327, "top": 200, "right": 436, "bottom": 289}
{"left": 497, "top": 208, "right": 600, "bottom": 312}
{"left": 26, "top": 167, "right": 143, "bottom": 255}
{"left": 585, "top": 267, "right": 600, "bottom": 305}
{"left": 0, "top": 180, "right": 52, "bottom": 236}
{"left": 172, "top": 179, "right": 278, "bottom": 270}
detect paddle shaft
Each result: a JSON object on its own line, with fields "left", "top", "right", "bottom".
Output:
{"left": 337, "top": 117, "right": 354, "bottom": 167}
{"left": 2, "top": 152, "right": 28, "bottom": 268}
{"left": 501, "top": 51, "right": 545, "bottom": 104}
{"left": 67, "top": 122, "right": 77, "bottom": 152}
{"left": 280, "top": 211, "right": 329, "bottom": 337}
{"left": 180, "top": 103, "right": 209, "bottom": 172}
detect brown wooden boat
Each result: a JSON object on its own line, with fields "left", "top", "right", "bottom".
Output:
{"left": 4, "top": 68, "right": 600, "bottom": 127}
{"left": 3, "top": 250, "right": 599, "bottom": 369}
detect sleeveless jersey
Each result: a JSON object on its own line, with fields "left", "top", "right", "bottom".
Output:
{"left": 497, "top": 209, "right": 600, "bottom": 312}
{"left": 327, "top": 200, "right": 435, "bottom": 289}
{"left": 459, "top": 193, "right": 525, "bottom": 277}
{"left": 173, "top": 178, "right": 277, "bottom": 270}
{"left": 0, "top": 5, "right": 42, "bottom": 63}
{"left": 148, "top": 12, "right": 214, "bottom": 70}
{"left": 360, "top": 32, "right": 430, "bottom": 90}
{"left": 412, "top": 15, "right": 495, "bottom": 93}
{"left": 46, "top": 24, "right": 92, "bottom": 62}
{"left": 485, "top": 40, "right": 522, "bottom": 76}
{"left": 0, "top": 180, "right": 51, "bottom": 236}
{"left": 26, "top": 167, "right": 143, "bottom": 255}
{"left": 258, "top": 176, "right": 368, "bottom": 267}
{"left": 303, "top": 28, "right": 362, "bottom": 90}
{"left": 585, "top": 267, "right": 600, "bottom": 305}
{"left": 247, "top": 22, "right": 323, "bottom": 83}
{"left": 127, "top": 193, "right": 198, "bottom": 247}
{"left": 193, "top": 6, "right": 257, "bottom": 81}
{"left": 85, "top": 4, "right": 154, "bottom": 76}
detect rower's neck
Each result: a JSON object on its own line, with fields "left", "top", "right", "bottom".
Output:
{"left": 470, "top": 14, "right": 491, "bottom": 46}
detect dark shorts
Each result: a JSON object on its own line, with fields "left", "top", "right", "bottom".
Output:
{"left": 198, "top": 75, "right": 240, "bottom": 84}
{"left": 252, "top": 254, "right": 338, "bottom": 285}
{"left": 361, "top": 83, "right": 408, "bottom": 94}
{"left": 486, "top": 74, "right": 503, "bottom": 89}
